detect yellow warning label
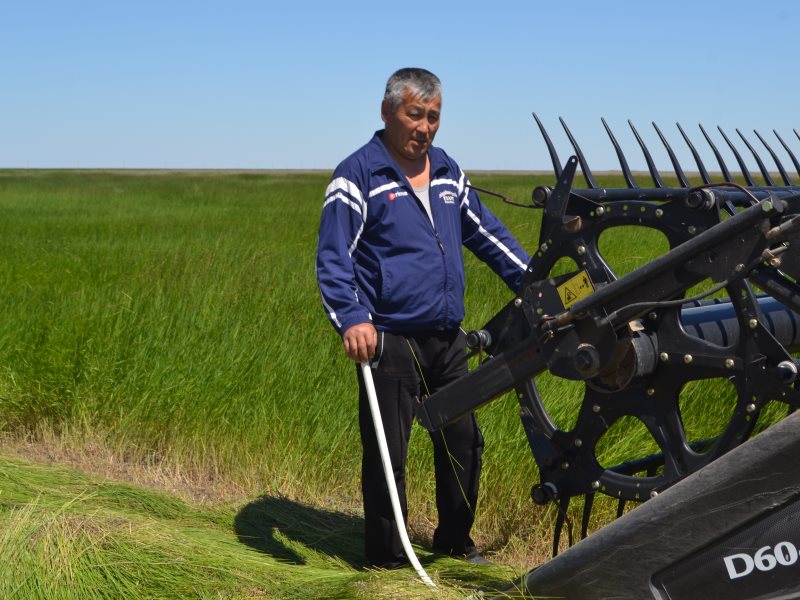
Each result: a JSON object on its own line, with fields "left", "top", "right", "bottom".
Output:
{"left": 557, "top": 271, "right": 594, "bottom": 309}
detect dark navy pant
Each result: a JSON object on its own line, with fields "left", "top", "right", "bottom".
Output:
{"left": 356, "top": 329, "right": 484, "bottom": 567}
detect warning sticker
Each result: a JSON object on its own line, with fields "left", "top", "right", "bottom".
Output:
{"left": 557, "top": 271, "right": 594, "bottom": 309}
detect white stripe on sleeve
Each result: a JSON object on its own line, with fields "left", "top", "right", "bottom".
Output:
{"left": 465, "top": 208, "right": 528, "bottom": 271}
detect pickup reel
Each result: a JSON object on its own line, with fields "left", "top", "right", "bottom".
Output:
{"left": 416, "top": 117, "right": 800, "bottom": 554}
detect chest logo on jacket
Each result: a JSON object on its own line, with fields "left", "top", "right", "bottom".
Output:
{"left": 388, "top": 190, "right": 409, "bottom": 201}
{"left": 439, "top": 190, "right": 457, "bottom": 205}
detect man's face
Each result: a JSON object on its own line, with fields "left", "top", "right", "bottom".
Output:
{"left": 381, "top": 90, "right": 441, "bottom": 163}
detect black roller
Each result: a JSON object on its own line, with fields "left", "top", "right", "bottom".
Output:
{"left": 681, "top": 295, "right": 800, "bottom": 350}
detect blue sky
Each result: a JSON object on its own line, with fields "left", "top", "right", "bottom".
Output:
{"left": 2, "top": 1, "right": 798, "bottom": 174}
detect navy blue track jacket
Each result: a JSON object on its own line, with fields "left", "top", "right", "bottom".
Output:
{"left": 316, "top": 130, "right": 531, "bottom": 336}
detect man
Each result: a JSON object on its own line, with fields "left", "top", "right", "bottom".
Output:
{"left": 316, "top": 67, "right": 530, "bottom": 569}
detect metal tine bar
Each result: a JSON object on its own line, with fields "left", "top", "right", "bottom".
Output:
{"left": 718, "top": 126, "right": 756, "bottom": 186}
{"left": 795, "top": 129, "right": 800, "bottom": 143}
{"left": 653, "top": 122, "right": 690, "bottom": 187}
{"left": 699, "top": 124, "right": 734, "bottom": 183}
{"left": 775, "top": 129, "right": 800, "bottom": 179}
{"left": 737, "top": 128, "right": 775, "bottom": 186}
{"left": 677, "top": 122, "right": 711, "bottom": 184}
{"left": 628, "top": 120, "right": 665, "bottom": 188}
{"left": 602, "top": 117, "right": 638, "bottom": 188}
{"left": 559, "top": 117, "right": 599, "bottom": 189}
{"left": 754, "top": 130, "right": 792, "bottom": 185}
{"left": 532, "top": 112, "right": 563, "bottom": 179}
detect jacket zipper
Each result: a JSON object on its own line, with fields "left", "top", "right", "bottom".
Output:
{"left": 437, "top": 231, "right": 448, "bottom": 325}
{"left": 411, "top": 181, "right": 449, "bottom": 326}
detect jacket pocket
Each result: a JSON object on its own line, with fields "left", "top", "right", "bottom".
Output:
{"left": 379, "top": 261, "right": 393, "bottom": 303}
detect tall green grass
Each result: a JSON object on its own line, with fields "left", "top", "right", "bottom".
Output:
{"left": 0, "top": 169, "right": 766, "bottom": 573}
{"left": 0, "top": 171, "right": 349, "bottom": 491}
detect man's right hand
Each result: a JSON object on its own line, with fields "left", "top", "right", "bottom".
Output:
{"left": 342, "top": 323, "right": 378, "bottom": 363}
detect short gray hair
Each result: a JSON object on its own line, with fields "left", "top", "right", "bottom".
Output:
{"left": 383, "top": 68, "right": 442, "bottom": 111}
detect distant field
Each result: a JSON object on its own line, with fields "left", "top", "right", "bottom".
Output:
{"left": 0, "top": 169, "right": 755, "bottom": 597}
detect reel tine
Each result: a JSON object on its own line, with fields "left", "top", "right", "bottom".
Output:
{"left": 754, "top": 129, "right": 792, "bottom": 185}
{"left": 628, "top": 119, "right": 665, "bottom": 188}
{"left": 532, "top": 112, "right": 563, "bottom": 180}
{"left": 677, "top": 122, "right": 712, "bottom": 184}
{"left": 653, "top": 121, "right": 690, "bottom": 187}
{"left": 795, "top": 128, "right": 800, "bottom": 143}
{"left": 552, "top": 496, "right": 573, "bottom": 557}
{"left": 616, "top": 498, "right": 627, "bottom": 519}
{"left": 559, "top": 117, "right": 599, "bottom": 189}
{"left": 774, "top": 129, "right": 800, "bottom": 179}
{"left": 737, "top": 128, "right": 775, "bottom": 186}
{"left": 602, "top": 117, "right": 638, "bottom": 188}
{"left": 699, "top": 124, "right": 734, "bottom": 183}
{"left": 552, "top": 505, "right": 565, "bottom": 557}
{"left": 581, "top": 493, "right": 595, "bottom": 540}
{"left": 717, "top": 126, "right": 756, "bottom": 186}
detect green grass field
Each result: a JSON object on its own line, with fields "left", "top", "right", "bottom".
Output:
{"left": 0, "top": 169, "right": 761, "bottom": 598}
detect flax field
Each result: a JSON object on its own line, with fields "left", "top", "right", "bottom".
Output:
{"left": 0, "top": 169, "right": 755, "bottom": 598}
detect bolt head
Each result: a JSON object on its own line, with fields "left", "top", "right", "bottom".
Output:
{"left": 646, "top": 388, "right": 655, "bottom": 396}
{"left": 683, "top": 354, "right": 693, "bottom": 364}
{"left": 574, "top": 438, "right": 583, "bottom": 448}
{"left": 592, "top": 404, "right": 601, "bottom": 413}
{"left": 777, "top": 360, "right": 798, "bottom": 381}
{"left": 659, "top": 352, "right": 669, "bottom": 362}
{"left": 577, "top": 245, "right": 586, "bottom": 256}
{"left": 688, "top": 225, "right": 697, "bottom": 235}
{"left": 532, "top": 186, "right": 550, "bottom": 206}
{"left": 746, "top": 403, "right": 757, "bottom": 413}
{"left": 574, "top": 343, "right": 600, "bottom": 376}
{"left": 655, "top": 209, "right": 664, "bottom": 218}
{"left": 561, "top": 461, "right": 570, "bottom": 470}
{"left": 725, "top": 358, "right": 735, "bottom": 369}
{"left": 748, "top": 318, "right": 758, "bottom": 329}
{"left": 591, "top": 480, "right": 600, "bottom": 490}
{"left": 514, "top": 298, "right": 522, "bottom": 307}
{"left": 650, "top": 490, "right": 659, "bottom": 499}
{"left": 596, "top": 206, "right": 605, "bottom": 216}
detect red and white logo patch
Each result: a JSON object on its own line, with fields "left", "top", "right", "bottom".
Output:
{"left": 387, "top": 190, "right": 408, "bottom": 202}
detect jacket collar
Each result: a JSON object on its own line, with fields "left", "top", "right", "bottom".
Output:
{"left": 367, "top": 130, "right": 447, "bottom": 181}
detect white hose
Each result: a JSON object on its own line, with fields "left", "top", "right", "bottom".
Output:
{"left": 360, "top": 361, "right": 436, "bottom": 587}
